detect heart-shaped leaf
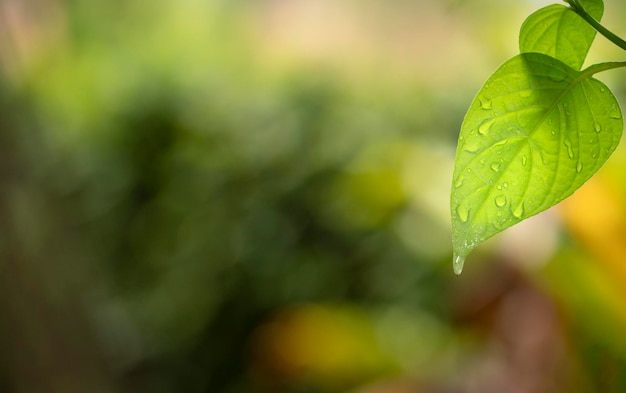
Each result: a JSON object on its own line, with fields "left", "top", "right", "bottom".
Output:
{"left": 519, "top": 0, "right": 603, "bottom": 70}
{"left": 451, "top": 53, "right": 624, "bottom": 274}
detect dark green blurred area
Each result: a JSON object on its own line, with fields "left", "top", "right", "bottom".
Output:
{"left": 2, "top": 0, "right": 626, "bottom": 392}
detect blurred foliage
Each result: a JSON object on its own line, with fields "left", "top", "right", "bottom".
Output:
{"left": 1, "top": 0, "right": 626, "bottom": 392}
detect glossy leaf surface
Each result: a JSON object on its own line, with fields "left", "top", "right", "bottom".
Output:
{"left": 451, "top": 53, "right": 623, "bottom": 273}
{"left": 519, "top": 0, "right": 603, "bottom": 70}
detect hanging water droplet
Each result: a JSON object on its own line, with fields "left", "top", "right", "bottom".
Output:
{"left": 453, "top": 254, "right": 465, "bottom": 275}
{"left": 479, "top": 97, "right": 492, "bottom": 110}
{"left": 456, "top": 204, "right": 470, "bottom": 223}
{"left": 490, "top": 162, "right": 501, "bottom": 172}
{"left": 512, "top": 203, "right": 524, "bottom": 219}
{"left": 495, "top": 195, "right": 507, "bottom": 207}
{"left": 521, "top": 155, "right": 528, "bottom": 166}
{"left": 478, "top": 119, "right": 494, "bottom": 135}
{"left": 594, "top": 123, "right": 602, "bottom": 133}
{"left": 564, "top": 138, "right": 574, "bottom": 159}
{"left": 576, "top": 161, "right": 583, "bottom": 173}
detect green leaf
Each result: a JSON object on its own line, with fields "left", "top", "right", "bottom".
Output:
{"left": 451, "top": 53, "right": 624, "bottom": 274}
{"left": 519, "top": 0, "right": 603, "bottom": 70}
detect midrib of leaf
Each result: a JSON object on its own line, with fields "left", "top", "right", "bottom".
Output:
{"left": 463, "top": 59, "right": 626, "bottom": 232}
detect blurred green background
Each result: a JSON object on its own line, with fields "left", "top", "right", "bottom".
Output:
{"left": 1, "top": 0, "right": 626, "bottom": 392}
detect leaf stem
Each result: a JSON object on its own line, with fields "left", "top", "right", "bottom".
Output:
{"left": 566, "top": 0, "right": 626, "bottom": 51}
{"left": 583, "top": 61, "right": 626, "bottom": 76}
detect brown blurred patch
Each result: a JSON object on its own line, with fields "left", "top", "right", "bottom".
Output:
{"left": 452, "top": 263, "right": 579, "bottom": 393}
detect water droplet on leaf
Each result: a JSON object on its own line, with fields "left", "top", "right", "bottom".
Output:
{"left": 479, "top": 97, "right": 492, "bottom": 110}
{"left": 564, "top": 138, "right": 574, "bottom": 159}
{"left": 454, "top": 178, "right": 464, "bottom": 188}
{"left": 462, "top": 137, "right": 482, "bottom": 153}
{"left": 594, "top": 123, "right": 602, "bottom": 133}
{"left": 519, "top": 90, "right": 532, "bottom": 98}
{"left": 521, "top": 156, "right": 527, "bottom": 166}
{"left": 456, "top": 205, "right": 470, "bottom": 223}
{"left": 548, "top": 72, "right": 565, "bottom": 82}
{"left": 494, "top": 195, "right": 507, "bottom": 207}
{"left": 576, "top": 161, "right": 583, "bottom": 173}
{"left": 478, "top": 119, "right": 494, "bottom": 135}
{"left": 493, "top": 139, "right": 509, "bottom": 148}
{"left": 490, "top": 162, "right": 501, "bottom": 172}
{"left": 512, "top": 203, "right": 524, "bottom": 219}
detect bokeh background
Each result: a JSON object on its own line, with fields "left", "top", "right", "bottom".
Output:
{"left": 1, "top": 0, "right": 626, "bottom": 392}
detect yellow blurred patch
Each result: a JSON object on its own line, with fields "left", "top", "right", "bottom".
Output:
{"left": 561, "top": 175, "right": 626, "bottom": 287}
{"left": 249, "top": 304, "right": 397, "bottom": 391}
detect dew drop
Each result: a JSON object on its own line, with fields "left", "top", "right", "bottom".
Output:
{"left": 576, "top": 161, "right": 583, "bottom": 173}
{"left": 600, "top": 87, "right": 606, "bottom": 93}
{"left": 479, "top": 97, "right": 492, "bottom": 110}
{"left": 490, "top": 162, "right": 501, "bottom": 172}
{"left": 512, "top": 203, "right": 525, "bottom": 219}
{"left": 454, "top": 178, "right": 464, "bottom": 188}
{"left": 478, "top": 119, "right": 494, "bottom": 135}
{"left": 493, "top": 139, "right": 509, "bottom": 148}
{"left": 463, "top": 138, "right": 482, "bottom": 153}
{"left": 456, "top": 204, "right": 470, "bottom": 223}
{"left": 564, "top": 138, "right": 574, "bottom": 159}
{"left": 610, "top": 109, "right": 622, "bottom": 119}
{"left": 495, "top": 195, "right": 507, "bottom": 207}
{"left": 496, "top": 184, "right": 502, "bottom": 190}
{"left": 453, "top": 254, "right": 465, "bottom": 275}
{"left": 594, "top": 123, "right": 602, "bottom": 133}
{"left": 503, "top": 182, "right": 509, "bottom": 189}
{"left": 548, "top": 72, "right": 566, "bottom": 82}
{"left": 521, "top": 155, "right": 528, "bottom": 166}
